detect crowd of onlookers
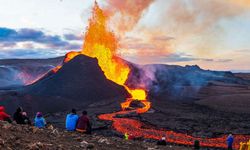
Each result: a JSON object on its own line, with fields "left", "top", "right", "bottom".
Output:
{"left": 0, "top": 106, "right": 47, "bottom": 128}
{"left": 0, "top": 106, "right": 91, "bottom": 133}
{"left": 0, "top": 105, "right": 236, "bottom": 150}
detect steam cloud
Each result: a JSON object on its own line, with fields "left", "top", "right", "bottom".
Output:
{"left": 153, "top": 0, "right": 249, "bottom": 55}
{"left": 103, "top": 0, "right": 250, "bottom": 61}
{"left": 231, "top": 0, "right": 250, "bottom": 8}
{"left": 165, "top": 0, "right": 248, "bottom": 35}
{"left": 104, "top": 0, "right": 155, "bottom": 33}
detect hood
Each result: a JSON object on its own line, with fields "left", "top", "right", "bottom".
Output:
{"left": 0, "top": 106, "right": 5, "bottom": 112}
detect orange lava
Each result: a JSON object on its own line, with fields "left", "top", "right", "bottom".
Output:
{"left": 98, "top": 110, "right": 250, "bottom": 149}
{"left": 121, "top": 98, "right": 151, "bottom": 114}
{"left": 52, "top": 65, "right": 62, "bottom": 73}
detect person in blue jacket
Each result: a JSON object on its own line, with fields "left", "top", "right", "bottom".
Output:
{"left": 34, "top": 112, "right": 46, "bottom": 128}
{"left": 226, "top": 134, "right": 234, "bottom": 150}
{"left": 66, "top": 109, "right": 79, "bottom": 131}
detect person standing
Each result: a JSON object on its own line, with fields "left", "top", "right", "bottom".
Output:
{"left": 65, "top": 109, "right": 79, "bottom": 131}
{"left": 157, "top": 137, "right": 167, "bottom": 146}
{"left": 76, "top": 111, "right": 91, "bottom": 134}
{"left": 226, "top": 134, "right": 234, "bottom": 150}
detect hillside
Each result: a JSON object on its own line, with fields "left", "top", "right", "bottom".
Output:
{"left": 0, "top": 121, "right": 188, "bottom": 150}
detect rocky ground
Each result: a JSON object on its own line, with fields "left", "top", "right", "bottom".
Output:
{"left": 0, "top": 121, "right": 194, "bottom": 150}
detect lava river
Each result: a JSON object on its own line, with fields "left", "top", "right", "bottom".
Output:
{"left": 98, "top": 110, "right": 250, "bottom": 149}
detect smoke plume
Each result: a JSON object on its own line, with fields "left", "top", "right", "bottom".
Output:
{"left": 117, "top": 0, "right": 250, "bottom": 61}
{"left": 104, "top": 0, "right": 155, "bottom": 33}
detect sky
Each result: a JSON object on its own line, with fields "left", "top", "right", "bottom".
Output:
{"left": 0, "top": 0, "right": 250, "bottom": 71}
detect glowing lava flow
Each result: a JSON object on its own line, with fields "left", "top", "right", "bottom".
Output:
{"left": 121, "top": 87, "right": 150, "bottom": 113}
{"left": 98, "top": 111, "right": 250, "bottom": 149}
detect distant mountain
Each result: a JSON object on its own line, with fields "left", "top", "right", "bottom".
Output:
{"left": 0, "top": 57, "right": 63, "bottom": 66}
{"left": 0, "top": 57, "right": 63, "bottom": 89}
{"left": 231, "top": 70, "right": 250, "bottom": 73}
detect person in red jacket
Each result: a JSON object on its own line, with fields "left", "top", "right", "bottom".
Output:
{"left": 76, "top": 110, "right": 91, "bottom": 134}
{"left": 0, "top": 106, "right": 11, "bottom": 122}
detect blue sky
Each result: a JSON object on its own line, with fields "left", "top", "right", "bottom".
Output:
{"left": 0, "top": 0, "right": 250, "bottom": 71}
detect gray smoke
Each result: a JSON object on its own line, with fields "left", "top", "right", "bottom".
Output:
{"left": 127, "top": 63, "right": 248, "bottom": 99}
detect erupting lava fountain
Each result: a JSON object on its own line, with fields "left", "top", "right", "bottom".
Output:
{"left": 53, "top": 1, "right": 151, "bottom": 113}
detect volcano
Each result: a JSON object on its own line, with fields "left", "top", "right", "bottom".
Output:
{"left": 24, "top": 55, "right": 128, "bottom": 100}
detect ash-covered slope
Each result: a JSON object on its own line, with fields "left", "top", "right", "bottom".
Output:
{"left": 23, "top": 55, "right": 128, "bottom": 101}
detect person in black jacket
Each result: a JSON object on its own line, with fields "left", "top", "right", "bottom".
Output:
{"left": 13, "top": 107, "right": 25, "bottom": 124}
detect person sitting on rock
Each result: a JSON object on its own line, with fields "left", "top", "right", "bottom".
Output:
{"left": 76, "top": 110, "right": 91, "bottom": 134}
{"left": 34, "top": 112, "right": 46, "bottom": 128}
{"left": 22, "top": 112, "right": 31, "bottom": 125}
{"left": 13, "top": 107, "right": 25, "bottom": 124}
{"left": 66, "top": 108, "right": 79, "bottom": 131}
{"left": 0, "top": 106, "right": 11, "bottom": 122}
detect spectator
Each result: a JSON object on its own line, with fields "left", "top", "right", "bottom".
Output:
{"left": 65, "top": 109, "right": 79, "bottom": 131}
{"left": 76, "top": 111, "right": 91, "bottom": 134}
{"left": 22, "top": 112, "right": 31, "bottom": 125}
{"left": 34, "top": 112, "right": 46, "bottom": 128}
{"left": 0, "top": 106, "right": 11, "bottom": 122}
{"left": 157, "top": 137, "right": 167, "bottom": 146}
{"left": 13, "top": 107, "right": 25, "bottom": 124}
{"left": 227, "top": 134, "right": 234, "bottom": 150}
{"left": 194, "top": 140, "right": 200, "bottom": 150}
